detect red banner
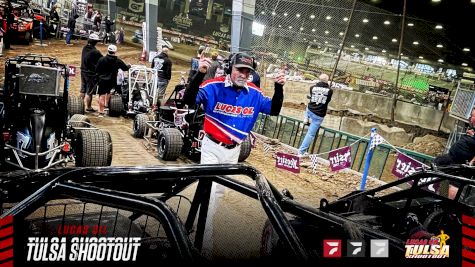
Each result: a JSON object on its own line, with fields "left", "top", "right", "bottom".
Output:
{"left": 328, "top": 146, "right": 351, "bottom": 172}
{"left": 68, "top": 66, "right": 76, "bottom": 77}
{"left": 276, "top": 152, "right": 300, "bottom": 173}
{"left": 391, "top": 153, "right": 438, "bottom": 192}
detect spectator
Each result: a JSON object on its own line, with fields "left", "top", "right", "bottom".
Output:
{"left": 92, "top": 10, "right": 102, "bottom": 31}
{"left": 151, "top": 48, "right": 172, "bottom": 100}
{"left": 183, "top": 52, "right": 286, "bottom": 254}
{"left": 298, "top": 73, "right": 333, "bottom": 155}
{"left": 95, "top": 45, "right": 130, "bottom": 117}
{"left": 202, "top": 52, "right": 220, "bottom": 81}
{"left": 433, "top": 107, "right": 475, "bottom": 199}
{"left": 65, "top": 14, "right": 79, "bottom": 45}
{"left": 103, "top": 15, "right": 114, "bottom": 44}
{"left": 80, "top": 33, "right": 103, "bottom": 112}
{"left": 187, "top": 45, "right": 205, "bottom": 83}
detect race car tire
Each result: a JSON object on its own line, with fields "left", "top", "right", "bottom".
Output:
{"left": 108, "top": 94, "right": 123, "bottom": 117}
{"left": 69, "top": 114, "right": 90, "bottom": 128}
{"left": 133, "top": 114, "right": 148, "bottom": 138}
{"left": 158, "top": 128, "right": 183, "bottom": 161}
{"left": 75, "top": 130, "right": 113, "bottom": 167}
{"left": 68, "top": 95, "right": 85, "bottom": 116}
{"left": 238, "top": 136, "right": 252, "bottom": 162}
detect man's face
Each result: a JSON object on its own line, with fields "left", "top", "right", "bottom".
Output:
{"left": 230, "top": 67, "right": 250, "bottom": 88}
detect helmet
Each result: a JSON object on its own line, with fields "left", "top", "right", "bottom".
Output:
{"left": 88, "top": 33, "right": 101, "bottom": 41}
{"left": 107, "top": 44, "right": 117, "bottom": 53}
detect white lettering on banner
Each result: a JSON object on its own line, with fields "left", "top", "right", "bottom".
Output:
{"left": 394, "top": 158, "right": 418, "bottom": 177}
{"left": 68, "top": 66, "right": 76, "bottom": 77}
{"left": 173, "top": 15, "right": 193, "bottom": 28}
{"left": 329, "top": 151, "right": 351, "bottom": 166}
{"left": 277, "top": 157, "right": 298, "bottom": 169}
{"left": 311, "top": 86, "right": 330, "bottom": 104}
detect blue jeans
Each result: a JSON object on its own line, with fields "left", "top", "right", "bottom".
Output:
{"left": 65, "top": 29, "right": 73, "bottom": 44}
{"left": 298, "top": 109, "right": 324, "bottom": 154}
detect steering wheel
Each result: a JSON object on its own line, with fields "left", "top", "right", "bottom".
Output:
{"left": 423, "top": 209, "right": 460, "bottom": 235}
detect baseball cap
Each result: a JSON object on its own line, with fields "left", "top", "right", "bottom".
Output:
{"left": 88, "top": 33, "right": 101, "bottom": 41}
{"left": 233, "top": 53, "right": 255, "bottom": 70}
{"left": 107, "top": 44, "right": 117, "bottom": 53}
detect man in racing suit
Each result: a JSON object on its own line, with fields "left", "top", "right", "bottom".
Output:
{"left": 183, "top": 52, "right": 285, "bottom": 256}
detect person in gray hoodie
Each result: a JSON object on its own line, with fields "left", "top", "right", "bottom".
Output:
{"left": 151, "top": 48, "right": 172, "bottom": 100}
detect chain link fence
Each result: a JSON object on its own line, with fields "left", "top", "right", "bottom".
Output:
{"left": 251, "top": 0, "right": 458, "bottom": 108}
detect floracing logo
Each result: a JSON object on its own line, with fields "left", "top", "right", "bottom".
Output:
{"left": 405, "top": 230, "right": 450, "bottom": 259}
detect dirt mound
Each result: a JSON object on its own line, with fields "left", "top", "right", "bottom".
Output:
{"left": 401, "top": 134, "right": 447, "bottom": 157}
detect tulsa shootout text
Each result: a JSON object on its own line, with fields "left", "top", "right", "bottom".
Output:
{"left": 27, "top": 237, "right": 141, "bottom": 262}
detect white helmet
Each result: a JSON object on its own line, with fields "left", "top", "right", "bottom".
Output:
{"left": 88, "top": 33, "right": 101, "bottom": 41}
{"left": 107, "top": 44, "right": 117, "bottom": 53}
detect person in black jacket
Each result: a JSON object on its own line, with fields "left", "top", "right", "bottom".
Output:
{"left": 298, "top": 73, "right": 333, "bottom": 155}
{"left": 65, "top": 14, "right": 79, "bottom": 45}
{"left": 80, "top": 33, "right": 103, "bottom": 112}
{"left": 103, "top": 15, "right": 114, "bottom": 44}
{"left": 96, "top": 45, "right": 130, "bottom": 117}
{"left": 151, "top": 48, "right": 172, "bottom": 100}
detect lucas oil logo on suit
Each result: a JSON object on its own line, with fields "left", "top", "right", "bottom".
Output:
{"left": 213, "top": 102, "right": 254, "bottom": 117}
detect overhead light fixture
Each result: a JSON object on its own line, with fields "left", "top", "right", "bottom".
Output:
{"left": 343, "top": 17, "right": 349, "bottom": 21}
{"left": 313, "top": 39, "right": 316, "bottom": 42}
{"left": 432, "top": 0, "right": 441, "bottom": 2}
{"left": 462, "top": 63, "right": 468, "bottom": 66}
{"left": 326, "top": 16, "right": 332, "bottom": 20}
{"left": 303, "top": 38, "right": 306, "bottom": 41}
{"left": 278, "top": 25, "right": 282, "bottom": 28}
{"left": 363, "top": 18, "right": 369, "bottom": 23}
{"left": 384, "top": 20, "right": 390, "bottom": 25}
{"left": 419, "top": 56, "right": 424, "bottom": 59}
{"left": 351, "top": 45, "right": 355, "bottom": 48}
{"left": 261, "top": 11, "right": 265, "bottom": 15}
{"left": 382, "top": 49, "right": 386, "bottom": 53}
{"left": 463, "top": 48, "right": 471, "bottom": 52}
{"left": 438, "top": 59, "right": 444, "bottom": 63}
{"left": 436, "top": 44, "right": 443, "bottom": 48}
{"left": 325, "top": 30, "right": 329, "bottom": 34}
{"left": 365, "top": 47, "right": 369, "bottom": 51}
{"left": 300, "top": 27, "right": 304, "bottom": 31}
{"left": 272, "top": 12, "right": 276, "bottom": 16}
{"left": 310, "top": 14, "right": 315, "bottom": 19}
{"left": 288, "top": 26, "right": 292, "bottom": 29}
{"left": 372, "top": 36, "right": 378, "bottom": 40}
{"left": 312, "top": 28, "right": 316, "bottom": 32}
{"left": 296, "top": 14, "right": 301, "bottom": 18}
{"left": 392, "top": 38, "right": 398, "bottom": 42}
{"left": 325, "top": 41, "right": 329, "bottom": 44}
{"left": 355, "top": 34, "right": 360, "bottom": 38}
{"left": 435, "top": 25, "right": 443, "bottom": 29}
{"left": 413, "top": 41, "right": 419, "bottom": 45}
{"left": 284, "top": 12, "right": 288, "bottom": 17}
{"left": 472, "top": 0, "right": 475, "bottom": 3}
{"left": 407, "top": 23, "right": 414, "bottom": 27}
{"left": 339, "top": 32, "right": 344, "bottom": 36}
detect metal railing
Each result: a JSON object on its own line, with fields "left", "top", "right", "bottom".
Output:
{"left": 252, "top": 113, "right": 434, "bottom": 182}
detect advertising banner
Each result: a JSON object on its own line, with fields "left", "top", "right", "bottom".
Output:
{"left": 328, "top": 146, "right": 351, "bottom": 172}
{"left": 276, "top": 152, "right": 300, "bottom": 173}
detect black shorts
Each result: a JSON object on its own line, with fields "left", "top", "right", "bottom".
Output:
{"left": 97, "top": 79, "right": 114, "bottom": 95}
{"left": 80, "top": 74, "right": 98, "bottom": 95}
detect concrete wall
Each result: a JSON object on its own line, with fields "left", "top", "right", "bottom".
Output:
{"left": 262, "top": 79, "right": 456, "bottom": 133}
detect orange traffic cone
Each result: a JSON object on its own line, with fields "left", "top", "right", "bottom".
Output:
{"left": 140, "top": 50, "right": 147, "bottom": 62}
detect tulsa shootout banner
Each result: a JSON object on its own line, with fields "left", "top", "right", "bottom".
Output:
{"left": 392, "top": 152, "right": 438, "bottom": 192}
{"left": 328, "top": 146, "right": 351, "bottom": 172}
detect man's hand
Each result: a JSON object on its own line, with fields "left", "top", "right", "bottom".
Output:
{"left": 274, "top": 71, "right": 286, "bottom": 85}
{"left": 467, "top": 128, "right": 475, "bottom": 136}
{"left": 198, "top": 58, "right": 212, "bottom": 74}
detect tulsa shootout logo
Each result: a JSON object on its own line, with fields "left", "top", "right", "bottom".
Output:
{"left": 405, "top": 230, "right": 450, "bottom": 259}
{"left": 23, "top": 223, "right": 142, "bottom": 263}
{"left": 213, "top": 102, "right": 254, "bottom": 117}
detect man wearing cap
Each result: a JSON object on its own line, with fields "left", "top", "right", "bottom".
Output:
{"left": 80, "top": 33, "right": 103, "bottom": 112}
{"left": 183, "top": 53, "right": 285, "bottom": 255}
{"left": 185, "top": 52, "right": 285, "bottom": 164}
{"left": 95, "top": 44, "right": 130, "bottom": 117}
{"left": 151, "top": 47, "right": 172, "bottom": 100}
